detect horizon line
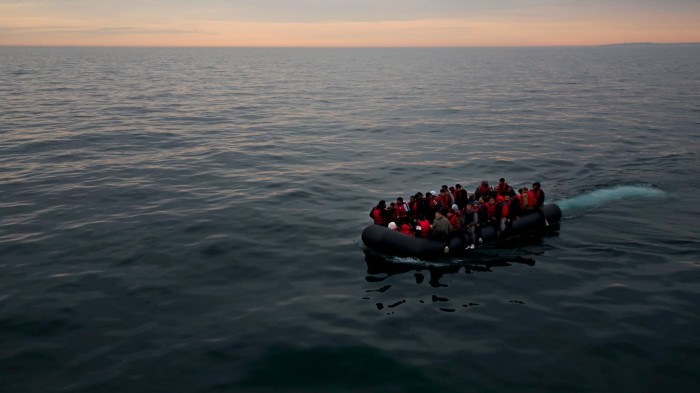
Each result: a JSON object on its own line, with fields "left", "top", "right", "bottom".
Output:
{"left": 2, "top": 42, "right": 699, "bottom": 49}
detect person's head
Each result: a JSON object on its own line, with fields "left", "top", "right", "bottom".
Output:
{"left": 388, "top": 222, "right": 397, "bottom": 230}
{"left": 441, "top": 185, "right": 448, "bottom": 191}
{"left": 409, "top": 195, "right": 416, "bottom": 202}
{"left": 452, "top": 204, "right": 459, "bottom": 212}
{"left": 533, "top": 182, "right": 540, "bottom": 190}
{"left": 466, "top": 204, "right": 474, "bottom": 212}
{"left": 489, "top": 197, "right": 496, "bottom": 205}
{"left": 456, "top": 184, "right": 462, "bottom": 190}
{"left": 481, "top": 180, "right": 488, "bottom": 186}
{"left": 378, "top": 200, "right": 386, "bottom": 208}
{"left": 415, "top": 192, "right": 423, "bottom": 199}
{"left": 449, "top": 186, "right": 455, "bottom": 192}
{"left": 397, "top": 197, "right": 404, "bottom": 203}
{"left": 504, "top": 194, "right": 510, "bottom": 201}
{"left": 499, "top": 178, "right": 505, "bottom": 184}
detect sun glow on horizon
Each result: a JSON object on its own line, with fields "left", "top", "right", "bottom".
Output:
{"left": 1, "top": 1, "right": 699, "bottom": 47}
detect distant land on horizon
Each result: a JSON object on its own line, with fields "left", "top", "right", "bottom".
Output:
{"left": 599, "top": 42, "right": 700, "bottom": 47}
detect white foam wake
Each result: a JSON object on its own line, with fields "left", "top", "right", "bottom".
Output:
{"left": 555, "top": 185, "right": 666, "bottom": 215}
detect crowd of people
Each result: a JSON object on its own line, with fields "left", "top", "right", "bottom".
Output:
{"left": 369, "top": 179, "right": 546, "bottom": 252}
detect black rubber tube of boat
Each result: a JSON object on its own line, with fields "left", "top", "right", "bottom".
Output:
{"left": 361, "top": 203, "right": 562, "bottom": 259}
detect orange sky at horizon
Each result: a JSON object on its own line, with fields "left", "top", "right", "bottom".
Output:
{"left": 1, "top": 1, "right": 699, "bottom": 47}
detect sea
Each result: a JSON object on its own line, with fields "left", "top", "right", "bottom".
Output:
{"left": 1, "top": 45, "right": 699, "bottom": 393}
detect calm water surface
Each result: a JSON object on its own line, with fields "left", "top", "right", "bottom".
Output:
{"left": 1, "top": 46, "right": 700, "bottom": 392}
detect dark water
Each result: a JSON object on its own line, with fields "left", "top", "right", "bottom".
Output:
{"left": 1, "top": 46, "right": 700, "bottom": 392}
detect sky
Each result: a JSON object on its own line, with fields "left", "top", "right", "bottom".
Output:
{"left": 1, "top": 0, "right": 699, "bottom": 47}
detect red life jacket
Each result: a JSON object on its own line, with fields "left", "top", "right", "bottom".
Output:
{"left": 527, "top": 190, "right": 536, "bottom": 207}
{"left": 448, "top": 214, "right": 461, "bottom": 231}
{"left": 513, "top": 194, "right": 523, "bottom": 209}
{"left": 497, "top": 182, "right": 509, "bottom": 195}
{"left": 417, "top": 219, "right": 431, "bottom": 237}
{"left": 399, "top": 223, "right": 414, "bottom": 237}
{"left": 486, "top": 203, "right": 496, "bottom": 218}
{"left": 439, "top": 194, "right": 449, "bottom": 208}
{"left": 371, "top": 208, "right": 389, "bottom": 226}
{"left": 396, "top": 203, "right": 408, "bottom": 218}
{"left": 478, "top": 184, "right": 490, "bottom": 196}
{"left": 500, "top": 202, "right": 509, "bottom": 218}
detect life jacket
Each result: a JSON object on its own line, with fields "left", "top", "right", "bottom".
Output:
{"left": 448, "top": 213, "right": 461, "bottom": 231}
{"left": 527, "top": 190, "right": 536, "bottom": 207}
{"left": 500, "top": 202, "right": 509, "bottom": 219}
{"left": 521, "top": 193, "right": 529, "bottom": 208}
{"left": 486, "top": 203, "right": 496, "bottom": 219}
{"left": 417, "top": 219, "right": 431, "bottom": 237}
{"left": 438, "top": 193, "right": 449, "bottom": 209}
{"left": 497, "top": 182, "right": 509, "bottom": 195}
{"left": 396, "top": 203, "right": 408, "bottom": 218}
{"left": 371, "top": 208, "right": 389, "bottom": 226}
{"left": 399, "top": 223, "right": 414, "bottom": 237}
{"left": 477, "top": 184, "right": 490, "bottom": 197}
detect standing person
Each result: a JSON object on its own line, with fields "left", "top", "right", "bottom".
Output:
{"left": 426, "top": 191, "right": 440, "bottom": 222}
{"left": 496, "top": 178, "right": 509, "bottom": 196}
{"left": 395, "top": 197, "right": 409, "bottom": 219}
{"left": 462, "top": 204, "right": 478, "bottom": 249}
{"left": 369, "top": 200, "right": 391, "bottom": 226}
{"left": 532, "top": 182, "right": 545, "bottom": 209}
{"left": 507, "top": 192, "right": 522, "bottom": 225}
{"left": 532, "top": 182, "right": 549, "bottom": 226}
{"left": 474, "top": 180, "right": 491, "bottom": 200}
{"left": 454, "top": 184, "right": 469, "bottom": 210}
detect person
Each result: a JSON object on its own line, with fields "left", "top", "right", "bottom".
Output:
{"left": 447, "top": 205, "right": 462, "bottom": 232}
{"left": 438, "top": 188, "right": 451, "bottom": 210}
{"left": 496, "top": 195, "right": 509, "bottom": 233}
{"left": 527, "top": 187, "right": 536, "bottom": 209}
{"left": 425, "top": 191, "right": 440, "bottom": 222}
{"left": 441, "top": 185, "right": 455, "bottom": 207}
{"left": 496, "top": 178, "right": 509, "bottom": 196}
{"left": 532, "top": 182, "right": 548, "bottom": 226}
{"left": 454, "top": 184, "right": 469, "bottom": 209}
{"left": 388, "top": 222, "right": 398, "bottom": 230}
{"left": 430, "top": 208, "right": 451, "bottom": 242}
{"left": 397, "top": 218, "right": 414, "bottom": 237}
{"left": 462, "top": 204, "right": 478, "bottom": 249}
{"left": 388, "top": 202, "right": 397, "bottom": 221}
{"left": 395, "top": 197, "right": 409, "bottom": 219}
{"left": 416, "top": 214, "right": 431, "bottom": 238}
{"left": 370, "top": 200, "right": 391, "bottom": 226}
{"left": 474, "top": 180, "right": 491, "bottom": 200}
{"left": 407, "top": 195, "right": 418, "bottom": 218}
{"left": 532, "top": 182, "right": 545, "bottom": 209}
{"left": 520, "top": 187, "right": 530, "bottom": 210}
{"left": 507, "top": 192, "right": 522, "bottom": 225}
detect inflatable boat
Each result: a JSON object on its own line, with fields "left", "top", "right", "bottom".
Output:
{"left": 361, "top": 204, "right": 562, "bottom": 259}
